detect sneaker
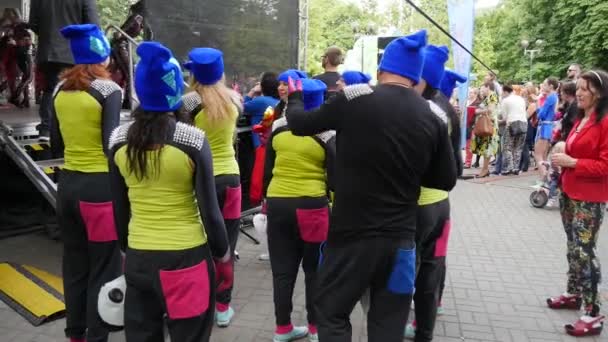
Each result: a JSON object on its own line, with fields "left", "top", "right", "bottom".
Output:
{"left": 273, "top": 326, "right": 308, "bottom": 342}
{"left": 437, "top": 305, "right": 445, "bottom": 316}
{"left": 258, "top": 253, "right": 270, "bottom": 261}
{"left": 215, "top": 307, "right": 235, "bottom": 327}
{"left": 404, "top": 322, "right": 416, "bottom": 339}
{"left": 38, "top": 130, "right": 50, "bottom": 142}
{"left": 308, "top": 333, "right": 319, "bottom": 342}
{"left": 546, "top": 198, "right": 558, "bottom": 208}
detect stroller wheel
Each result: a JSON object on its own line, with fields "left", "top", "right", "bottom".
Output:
{"left": 530, "top": 190, "right": 549, "bottom": 208}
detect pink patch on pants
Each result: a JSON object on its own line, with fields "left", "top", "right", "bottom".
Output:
{"left": 159, "top": 260, "right": 210, "bottom": 320}
{"left": 222, "top": 185, "right": 242, "bottom": 220}
{"left": 296, "top": 207, "right": 329, "bottom": 243}
{"left": 78, "top": 201, "right": 118, "bottom": 242}
{"left": 434, "top": 220, "right": 452, "bottom": 257}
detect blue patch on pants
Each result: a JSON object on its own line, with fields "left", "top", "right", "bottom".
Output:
{"left": 318, "top": 241, "right": 327, "bottom": 270}
{"left": 387, "top": 248, "right": 416, "bottom": 294}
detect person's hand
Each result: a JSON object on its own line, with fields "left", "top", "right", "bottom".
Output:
{"left": 248, "top": 83, "right": 262, "bottom": 98}
{"left": 218, "top": 248, "right": 231, "bottom": 263}
{"left": 253, "top": 125, "right": 271, "bottom": 145}
{"left": 551, "top": 153, "right": 577, "bottom": 168}
{"left": 261, "top": 199, "right": 267, "bottom": 214}
{"left": 287, "top": 77, "right": 303, "bottom": 96}
{"left": 214, "top": 252, "right": 234, "bottom": 293}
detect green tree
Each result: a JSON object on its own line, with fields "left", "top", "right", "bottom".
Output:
{"left": 474, "top": 0, "right": 608, "bottom": 83}
{"left": 306, "top": 0, "right": 381, "bottom": 75}
{"left": 97, "top": 0, "right": 130, "bottom": 30}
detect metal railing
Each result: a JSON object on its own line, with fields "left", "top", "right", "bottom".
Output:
{"left": 104, "top": 24, "right": 190, "bottom": 112}
{"left": 0, "top": 121, "right": 58, "bottom": 209}
{"left": 105, "top": 24, "right": 139, "bottom": 111}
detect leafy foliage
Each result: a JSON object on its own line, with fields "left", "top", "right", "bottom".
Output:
{"left": 306, "top": 0, "right": 382, "bottom": 75}
{"left": 96, "top": 0, "right": 608, "bottom": 85}
{"left": 97, "top": 0, "right": 131, "bottom": 31}
{"left": 475, "top": 0, "right": 608, "bottom": 83}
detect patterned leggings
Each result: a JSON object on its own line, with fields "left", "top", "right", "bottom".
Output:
{"left": 501, "top": 128, "right": 526, "bottom": 173}
{"left": 560, "top": 193, "right": 606, "bottom": 315}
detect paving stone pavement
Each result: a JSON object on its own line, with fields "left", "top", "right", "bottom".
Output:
{"left": 1, "top": 175, "right": 608, "bottom": 342}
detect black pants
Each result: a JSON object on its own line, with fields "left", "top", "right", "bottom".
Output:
{"left": 214, "top": 174, "right": 241, "bottom": 308}
{"left": 267, "top": 197, "right": 329, "bottom": 327}
{"left": 39, "top": 62, "right": 71, "bottom": 132}
{"left": 316, "top": 236, "right": 416, "bottom": 342}
{"left": 124, "top": 245, "right": 216, "bottom": 342}
{"left": 57, "top": 170, "right": 122, "bottom": 341}
{"left": 520, "top": 121, "right": 537, "bottom": 171}
{"left": 414, "top": 199, "right": 451, "bottom": 342}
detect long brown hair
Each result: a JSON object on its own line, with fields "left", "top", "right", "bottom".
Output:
{"left": 126, "top": 107, "right": 183, "bottom": 181}
{"left": 578, "top": 70, "right": 608, "bottom": 123}
{"left": 60, "top": 64, "right": 111, "bottom": 91}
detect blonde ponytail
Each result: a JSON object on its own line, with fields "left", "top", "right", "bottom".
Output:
{"left": 192, "top": 76, "right": 242, "bottom": 125}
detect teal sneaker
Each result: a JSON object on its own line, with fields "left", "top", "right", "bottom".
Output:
{"left": 404, "top": 322, "right": 416, "bottom": 339}
{"left": 273, "top": 326, "right": 308, "bottom": 342}
{"left": 308, "top": 332, "right": 319, "bottom": 342}
{"left": 437, "top": 305, "right": 445, "bottom": 316}
{"left": 216, "top": 307, "right": 234, "bottom": 327}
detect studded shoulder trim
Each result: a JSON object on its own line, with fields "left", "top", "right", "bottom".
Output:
{"left": 91, "top": 79, "right": 123, "bottom": 98}
{"left": 173, "top": 122, "right": 206, "bottom": 150}
{"left": 52, "top": 80, "right": 66, "bottom": 98}
{"left": 272, "top": 117, "right": 288, "bottom": 132}
{"left": 182, "top": 92, "right": 203, "bottom": 114}
{"left": 108, "top": 122, "right": 133, "bottom": 151}
{"left": 316, "top": 130, "right": 336, "bottom": 143}
{"left": 343, "top": 84, "right": 374, "bottom": 101}
{"left": 428, "top": 100, "right": 448, "bottom": 124}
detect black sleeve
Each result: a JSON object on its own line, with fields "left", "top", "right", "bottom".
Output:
{"left": 28, "top": 0, "right": 39, "bottom": 34}
{"left": 82, "top": 0, "right": 100, "bottom": 25}
{"left": 50, "top": 97, "right": 64, "bottom": 159}
{"left": 262, "top": 130, "right": 277, "bottom": 198}
{"left": 448, "top": 108, "right": 463, "bottom": 177}
{"left": 193, "top": 139, "right": 229, "bottom": 258}
{"left": 101, "top": 91, "right": 123, "bottom": 156}
{"left": 325, "top": 136, "right": 337, "bottom": 192}
{"left": 143, "top": 21, "right": 154, "bottom": 41}
{"left": 286, "top": 91, "right": 344, "bottom": 136}
{"left": 108, "top": 148, "right": 130, "bottom": 252}
{"left": 421, "top": 121, "right": 458, "bottom": 191}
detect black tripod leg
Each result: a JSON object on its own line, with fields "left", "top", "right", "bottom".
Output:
{"left": 240, "top": 227, "right": 260, "bottom": 244}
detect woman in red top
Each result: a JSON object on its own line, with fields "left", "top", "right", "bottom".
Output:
{"left": 547, "top": 70, "right": 608, "bottom": 337}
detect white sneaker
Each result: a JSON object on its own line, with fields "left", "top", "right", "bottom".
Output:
{"left": 258, "top": 253, "right": 270, "bottom": 261}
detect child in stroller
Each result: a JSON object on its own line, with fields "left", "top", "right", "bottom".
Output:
{"left": 530, "top": 141, "right": 565, "bottom": 208}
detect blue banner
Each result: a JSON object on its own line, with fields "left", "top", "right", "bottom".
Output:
{"left": 447, "top": 0, "right": 475, "bottom": 148}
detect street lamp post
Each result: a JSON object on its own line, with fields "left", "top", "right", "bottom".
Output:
{"left": 521, "top": 39, "right": 544, "bottom": 82}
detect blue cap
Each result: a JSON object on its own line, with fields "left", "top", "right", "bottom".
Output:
{"left": 378, "top": 30, "right": 428, "bottom": 84}
{"left": 302, "top": 79, "right": 327, "bottom": 111}
{"left": 278, "top": 69, "right": 308, "bottom": 83}
{"left": 421, "top": 45, "right": 449, "bottom": 89}
{"left": 440, "top": 69, "right": 468, "bottom": 98}
{"left": 184, "top": 48, "right": 224, "bottom": 85}
{"left": 135, "top": 42, "right": 184, "bottom": 112}
{"left": 342, "top": 71, "right": 372, "bottom": 86}
{"left": 60, "top": 24, "right": 110, "bottom": 65}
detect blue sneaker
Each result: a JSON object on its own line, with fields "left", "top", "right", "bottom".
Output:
{"left": 216, "top": 307, "right": 234, "bottom": 327}
{"left": 273, "top": 326, "right": 308, "bottom": 342}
